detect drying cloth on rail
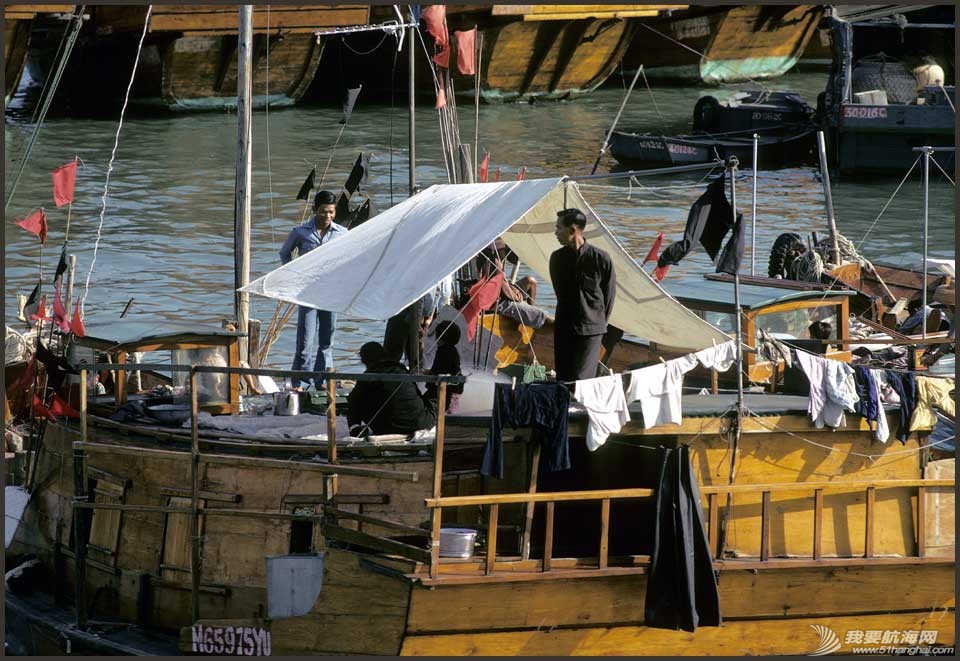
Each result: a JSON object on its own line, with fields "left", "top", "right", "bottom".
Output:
{"left": 853, "top": 366, "right": 883, "bottom": 441}
{"left": 645, "top": 445, "right": 721, "bottom": 632}
{"left": 185, "top": 412, "right": 350, "bottom": 441}
{"left": 481, "top": 382, "right": 570, "bottom": 479}
{"left": 796, "top": 352, "right": 858, "bottom": 428}
{"left": 693, "top": 340, "right": 738, "bottom": 372}
{"left": 910, "top": 376, "right": 955, "bottom": 432}
{"left": 242, "top": 178, "right": 728, "bottom": 352}
{"left": 626, "top": 354, "right": 699, "bottom": 429}
{"left": 884, "top": 370, "right": 917, "bottom": 443}
{"left": 573, "top": 374, "right": 630, "bottom": 451}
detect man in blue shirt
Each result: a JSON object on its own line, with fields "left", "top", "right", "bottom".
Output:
{"left": 279, "top": 190, "right": 347, "bottom": 387}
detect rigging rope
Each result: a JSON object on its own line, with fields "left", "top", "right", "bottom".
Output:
{"left": 81, "top": 5, "right": 153, "bottom": 313}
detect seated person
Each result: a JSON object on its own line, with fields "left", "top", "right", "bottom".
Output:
{"left": 347, "top": 341, "right": 437, "bottom": 438}
{"left": 424, "top": 321, "right": 465, "bottom": 412}
{"left": 476, "top": 238, "right": 549, "bottom": 329}
{"left": 808, "top": 320, "right": 833, "bottom": 351}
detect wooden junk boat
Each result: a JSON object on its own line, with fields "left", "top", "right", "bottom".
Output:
{"left": 619, "top": 5, "right": 824, "bottom": 84}
{"left": 314, "top": 4, "right": 681, "bottom": 103}
{"left": 3, "top": 4, "right": 75, "bottom": 103}
{"left": 6, "top": 178, "right": 954, "bottom": 655}
{"left": 23, "top": 4, "right": 370, "bottom": 111}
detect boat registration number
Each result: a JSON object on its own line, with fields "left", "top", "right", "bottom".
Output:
{"left": 667, "top": 143, "right": 699, "bottom": 155}
{"left": 843, "top": 106, "right": 888, "bottom": 119}
{"left": 637, "top": 139, "right": 665, "bottom": 150}
{"left": 191, "top": 625, "right": 271, "bottom": 656}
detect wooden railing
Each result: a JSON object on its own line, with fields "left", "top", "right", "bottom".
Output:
{"left": 424, "top": 488, "right": 656, "bottom": 579}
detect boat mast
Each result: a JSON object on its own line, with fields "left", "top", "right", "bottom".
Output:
{"left": 407, "top": 5, "right": 416, "bottom": 196}
{"left": 235, "top": 5, "right": 254, "bottom": 361}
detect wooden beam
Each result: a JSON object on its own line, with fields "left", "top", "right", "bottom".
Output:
{"left": 326, "top": 373, "right": 337, "bottom": 466}
{"left": 760, "top": 491, "right": 771, "bottom": 562}
{"left": 698, "top": 478, "right": 953, "bottom": 495}
{"left": 543, "top": 502, "right": 554, "bottom": 572}
{"left": 430, "top": 383, "right": 448, "bottom": 579}
{"left": 865, "top": 486, "right": 875, "bottom": 558}
{"left": 322, "top": 523, "right": 431, "bottom": 565}
{"left": 917, "top": 486, "right": 926, "bottom": 557}
{"left": 485, "top": 504, "right": 499, "bottom": 576}
{"left": 813, "top": 488, "right": 823, "bottom": 560}
{"left": 521, "top": 443, "right": 541, "bottom": 561}
{"left": 427, "top": 487, "right": 655, "bottom": 508}
{"left": 323, "top": 506, "right": 425, "bottom": 537}
{"left": 708, "top": 493, "right": 719, "bottom": 559}
{"left": 599, "top": 499, "right": 610, "bottom": 569}
{"left": 189, "top": 371, "right": 201, "bottom": 624}
{"left": 160, "top": 487, "right": 240, "bottom": 503}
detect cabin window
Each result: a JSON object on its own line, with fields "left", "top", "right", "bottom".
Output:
{"left": 171, "top": 347, "right": 230, "bottom": 404}
{"left": 755, "top": 306, "right": 838, "bottom": 340}
{"left": 289, "top": 506, "right": 317, "bottom": 554}
{"left": 160, "top": 496, "right": 205, "bottom": 582}
{"left": 87, "top": 480, "right": 126, "bottom": 566}
{"left": 698, "top": 310, "right": 736, "bottom": 334}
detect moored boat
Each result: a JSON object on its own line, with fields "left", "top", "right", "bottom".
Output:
{"left": 3, "top": 4, "right": 75, "bottom": 103}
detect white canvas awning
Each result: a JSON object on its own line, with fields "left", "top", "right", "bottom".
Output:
{"left": 242, "top": 178, "right": 729, "bottom": 352}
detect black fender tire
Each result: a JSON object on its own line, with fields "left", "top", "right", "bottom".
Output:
{"left": 693, "top": 95, "right": 721, "bottom": 132}
{"left": 768, "top": 232, "right": 805, "bottom": 278}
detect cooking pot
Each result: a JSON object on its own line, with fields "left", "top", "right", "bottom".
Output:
{"left": 273, "top": 391, "right": 300, "bottom": 416}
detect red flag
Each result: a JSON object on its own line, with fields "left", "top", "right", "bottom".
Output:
{"left": 434, "top": 86, "right": 447, "bottom": 110}
{"left": 52, "top": 159, "right": 78, "bottom": 207}
{"left": 516, "top": 167, "right": 526, "bottom": 181}
{"left": 53, "top": 281, "right": 71, "bottom": 333}
{"left": 462, "top": 272, "right": 504, "bottom": 341}
{"left": 30, "top": 295, "right": 50, "bottom": 322}
{"left": 479, "top": 152, "right": 490, "bottom": 183}
{"left": 454, "top": 28, "right": 476, "bottom": 76}
{"left": 493, "top": 168, "right": 501, "bottom": 182}
{"left": 16, "top": 208, "right": 48, "bottom": 243}
{"left": 33, "top": 393, "right": 56, "bottom": 422}
{"left": 653, "top": 264, "right": 670, "bottom": 282}
{"left": 49, "top": 394, "right": 80, "bottom": 419}
{"left": 15, "top": 356, "right": 37, "bottom": 392}
{"left": 421, "top": 5, "right": 450, "bottom": 68}
{"left": 642, "top": 233, "right": 665, "bottom": 266}
{"left": 71, "top": 300, "right": 86, "bottom": 337}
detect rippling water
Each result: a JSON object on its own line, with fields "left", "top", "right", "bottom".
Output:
{"left": 5, "top": 69, "right": 955, "bottom": 370}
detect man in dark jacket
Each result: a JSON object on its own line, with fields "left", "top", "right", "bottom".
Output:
{"left": 347, "top": 342, "right": 437, "bottom": 437}
{"left": 549, "top": 208, "right": 617, "bottom": 381}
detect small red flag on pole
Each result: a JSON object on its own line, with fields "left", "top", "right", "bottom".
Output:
{"left": 16, "top": 208, "right": 48, "bottom": 243}
{"left": 53, "top": 281, "right": 71, "bottom": 333}
{"left": 454, "top": 28, "right": 476, "bottom": 75}
{"left": 30, "top": 295, "right": 50, "bottom": 322}
{"left": 71, "top": 300, "right": 86, "bottom": 337}
{"left": 52, "top": 159, "right": 78, "bottom": 207}
{"left": 479, "top": 152, "right": 490, "bottom": 183}
{"left": 493, "top": 168, "right": 501, "bottom": 182}
{"left": 653, "top": 264, "right": 670, "bottom": 282}
{"left": 516, "top": 167, "right": 526, "bottom": 181}
{"left": 50, "top": 394, "right": 81, "bottom": 419}
{"left": 642, "top": 232, "right": 665, "bottom": 266}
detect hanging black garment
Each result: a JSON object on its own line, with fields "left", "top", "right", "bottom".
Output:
{"left": 715, "top": 210, "right": 744, "bottom": 275}
{"left": 884, "top": 370, "right": 917, "bottom": 443}
{"left": 657, "top": 173, "right": 734, "bottom": 268}
{"left": 481, "top": 382, "right": 570, "bottom": 479}
{"left": 35, "top": 340, "right": 78, "bottom": 392}
{"left": 644, "top": 445, "right": 721, "bottom": 632}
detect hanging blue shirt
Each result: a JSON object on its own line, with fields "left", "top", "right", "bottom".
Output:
{"left": 279, "top": 217, "right": 347, "bottom": 264}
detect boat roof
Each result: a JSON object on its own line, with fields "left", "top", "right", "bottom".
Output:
{"left": 77, "top": 319, "right": 244, "bottom": 350}
{"left": 663, "top": 277, "right": 855, "bottom": 311}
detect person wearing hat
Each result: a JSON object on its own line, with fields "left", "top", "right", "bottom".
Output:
{"left": 549, "top": 207, "right": 617, "bottom": 382}
{"left": 347, "top": 341, "right": 437, "bottom": 437}
{"left": 279, "top": 190, "right": 348, "bottom": 387}
{"left": 424, "top": 321, "right": 465, "bottom": 412}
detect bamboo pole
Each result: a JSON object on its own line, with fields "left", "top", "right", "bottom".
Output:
{"left": 816, "top": 131, "right": 840, "bottom": 265}
{"left": 235, "top": 5, "right": 254, "bottom": 363}
{"left": 189, "top": 370, "right": 201, "bottom": 623}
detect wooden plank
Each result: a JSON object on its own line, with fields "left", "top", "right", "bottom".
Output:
{"left": 323, "top": 506, "right": 424, "bottom": 537}
{"left": 323, "top": 523, "right": 430, "bottom": 565}
{"left": 543, "top": 501, "right": 554, "bottom": 572}
{"left": 865, "top": 486, "right": 875, "bottom": 558}
{"left": 521, "top": 443, "right": 540, "bottom": 561}
{"left": 427, "top": 487, "right": 655, "bottom": 508}
{"left": 813, "top": 488, "right": 823, "bottom": 560}
{"left": 160, "top": 486, "right": 240, "bottom": 503}
{"left": 599, "top": 498, "right": 610, "bottom": 569}
{"left": 760, "top": 491, "right": 770, "bottom": 562}
{"left": 429, "top": 507, "right": 442, "bottom": 580}
{"left": 707, "top": 493, "right": 719, "bottom": 559}
{"left": 697, "top": 478, "right": 953, "bottom": 495}
{"left": 917, "top": 485, "right": 926, "bottom": 557}
{"left": 485, "top": 504, "right": 499, "bottom": 575}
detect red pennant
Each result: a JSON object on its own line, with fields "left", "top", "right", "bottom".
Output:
{"left": 493, "top": 168, "right": 501, "bottom": 183}
{"left": 454, "top": 28, "right": 476, "bottom": 75}
{"left": 16, "top": 208, "right": 48, "bottom": 243}
{"left": 642, "top": 233, "right": 665, "bottom": 266}
{"left": 434, "top": 86, "right": 447, "bottom": 110}
{"left": 71, "top": 300, "right": 86, "bottom": 337}
{"left": 52, "top": 159, "right": 78, "bottom": 207}
{"left": 30, "top": 295, "right": 50, "bottom": 322}
{"left": 33, "top": 393, "right": 56, "bottom": 422}
{"left": 516, "top": 167, "right": 526, "bottom": 181}
{"left": 53, "top": 281, "right": 71, "bottom": 333}
{"left": 50, "top": 394, "right": 81, "bottom": 419}
{"left": 421, "top": 5, "right": 450, "bottom": 68}
{"left": 15, "top": 356, "right": 37, "bottom": 392}
{"left": 462, "top": 272, "right": 504, "bottom": 341}
{"left": 653, "top": 264, "right": 670, "bottom": 282}
{"left": 479, "top": 152, "right": 490, "bottom": 183}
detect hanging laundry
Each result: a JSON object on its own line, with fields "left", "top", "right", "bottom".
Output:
{"left": 910, "top": 376, "right": 955, "bottom": 432}
{"left": 795, "top": 352, "right": 858, "bottom": 428}
{"left": 693, "top": 340, "right": 738, "bottom": 372}
{"left": 656, "top": 172, "right": 735, "bottom": 270}
{"left": 884, "top": 370, "right": 917, "bottom": 443}
{"left": 481, "top": 382, "right": 570, "bottom": 479}
{"left": 626, "top": 355, "right": 699, "bottom": 429}
{"left": 645, "top": 445, "right": 721, "bottom": 632}
{"left": 641, "top": 232, "right": 664, "bottom": 266}
{"left": 52, "top": 159, "right": 78, "bottom": 207}
{"left": 756, "top": 328, "right": 793, "bottom": 368}
{"left": 454, "top": 28, "right": 476, "bottom": 75}
{"left": 868, "top": 368, "right": 890, "bottom": 443}
{"left": 715, "top": 210, "right": 744, "bottom": 275}
{"left": 573, "top": 374, "right": 630, "bottom": 451}
{"left": 853, "top": 366, "right": 889, "bottom": 442}
{"left": 461, "top": 272, "right": 502, "bottom": 341}
{"left": 16, "top": 208, "right": 48, "bottom": 243}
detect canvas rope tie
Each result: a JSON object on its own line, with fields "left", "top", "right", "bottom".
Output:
{"left": 81, "top": 5, "right": 154, "bottom": 313}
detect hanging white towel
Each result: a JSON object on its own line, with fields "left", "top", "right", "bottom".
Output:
{"left": 574, "top": 374, "right": 630, "bottom": 451}
{"left": 626, "top": 355, "right": 699, "bottom": 429}
{"left": 796, "top": 351, "right": 858, "bottom": 428}
{"left": 693, "top": 340, "right": 738, "bottom": 372}
{"left": 869, "top": 368, "right": 890, "bottom": 443}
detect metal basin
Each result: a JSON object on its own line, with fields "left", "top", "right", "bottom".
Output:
{"left": 439, "top": 528, "right": 478, "bottom": 558}
{"left": 146, "top": 403, "right": 192, "bottom": 425}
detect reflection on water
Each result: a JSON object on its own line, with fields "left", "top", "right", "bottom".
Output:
{"left": 5, "top": 70, "right": 954, "bottom": 371}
